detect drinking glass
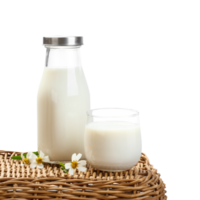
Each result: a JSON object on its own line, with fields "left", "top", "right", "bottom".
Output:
{"left": 84, "top": 108, "right": 142, "bottom": 172}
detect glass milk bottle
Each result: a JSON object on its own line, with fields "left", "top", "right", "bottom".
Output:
{"left": 38, "top": 36, "right": 90, "bottom": 161}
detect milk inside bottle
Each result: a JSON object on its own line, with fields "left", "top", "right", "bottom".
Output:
{"left": 38, "top": 36, "right": 90, "bottom": 161}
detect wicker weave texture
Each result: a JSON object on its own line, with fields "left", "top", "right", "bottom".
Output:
{"left": 0, "top": 150, "right": 167, "bottom": 199}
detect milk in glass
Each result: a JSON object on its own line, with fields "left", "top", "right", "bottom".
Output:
{"left": 85, "top": 121, "right": 141, "bottom": 171}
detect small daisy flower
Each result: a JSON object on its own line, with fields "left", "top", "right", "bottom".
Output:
{"left": 65, "top": 153, "right": 87, "bottom": 175}
{"left": 21, "top": 152, "right": 32, "bottom": 165}
{"left": 30, "top": 151, "right": 50, "bottom": 169}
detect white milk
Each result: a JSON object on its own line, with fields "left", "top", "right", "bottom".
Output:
{"left": 84, "top": 121, "right": 141, "bottom": 171}
{"left": 38, "top": 67, "right": 90, "bottom": 161}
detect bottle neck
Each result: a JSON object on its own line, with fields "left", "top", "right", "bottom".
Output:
{"left": 45, "top": 46, "right": 82, "bottom": 68}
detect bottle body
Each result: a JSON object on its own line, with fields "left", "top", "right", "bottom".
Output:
{"left": 38, "top": 45, "right": 90, "bottom": 161}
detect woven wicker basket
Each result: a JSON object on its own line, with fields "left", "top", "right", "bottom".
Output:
{"left": 0, "top": 150, "right": 167, "bottom": 200}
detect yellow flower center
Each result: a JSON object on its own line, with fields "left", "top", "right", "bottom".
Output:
{"left": 36, "top": 157, "right": 43, "bottom": 164}
{"left": 71, "top": 161, "right": 78, "bottom": 169}
{"left": 22, "top": 158, "right": 29, "bottom": 165}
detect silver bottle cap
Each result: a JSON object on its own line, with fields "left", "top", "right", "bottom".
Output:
{"left": 43, "top": 36, "right": 83, "bottom": 46}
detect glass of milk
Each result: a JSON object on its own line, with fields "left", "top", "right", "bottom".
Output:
{"left": 84, "top": 108, "right": 142, "bottom": 172}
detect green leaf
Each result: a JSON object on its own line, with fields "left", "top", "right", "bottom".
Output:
{"left": 23, "top": 153, "right": 27, "bottom": 158}
{"left": 11, "top": 155, "right": 22, "bottom": 160}
{"left": 59, "top": 162, "right": 65, "bottom": 167}
{"left": 63, "top": 169, "right": 68, "bottom": 174}
{"left": 59, "top": 162, "right": 68, "bottom": 174}
{"left": 33, "top": 151, "right": 39, "bottom": 156}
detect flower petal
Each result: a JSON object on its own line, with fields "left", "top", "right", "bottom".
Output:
{"left": 76, "top": 153, "right": 82, "bottom": 161}
{"left": 65, "top": 163, "right": 71, "bottom": 169}
{"left": 69, "top": 167, "right": 74, "bottom": 175}
{"left": 26, "top": 152, "right": 32, "bottom": 159}
{"left": 37, "top": 164, "right": 44, "bottom": 169}
{"left": 30, "top": 163, "right": 36, "bottom": 169}
{"left": 29, "top": 153, "right": 37, "bottom": 164}
{"left": 43, "top": 156, "right": 50, "bottom": 162}
{"left": 30, "top": 153, "right": 38, "bottom": 160}
{"left": 79, "top": 160, "right": 86, "bottom": 166}
{"left": 71, "top": 153, "right": 76, "bottom": 161}
{"left": 39, "top": 150, "right": 45, "bottom": 158}
{"left": 21, "top": 153, "right": 24, "bottom": 160}
{"left": 77, "top": 166, "right": 87, "bottom": 173}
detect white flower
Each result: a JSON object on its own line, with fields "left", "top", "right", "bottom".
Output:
{"left": 30, "top": 151, "right": 50, "bottom": 169}
{"left": 21, "top": 152, "right": 32, "bottom": 165}
{"left": 65, "top": 153, "right": 87, "bottom": 175}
